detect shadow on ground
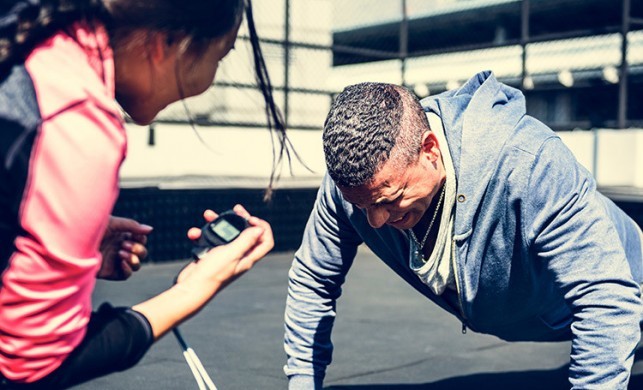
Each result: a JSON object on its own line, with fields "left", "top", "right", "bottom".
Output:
{"left": 326, "top": 348, "right": 643, "bottom": 389}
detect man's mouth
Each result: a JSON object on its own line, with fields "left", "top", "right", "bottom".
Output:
{"left": 388, "top": 213, "right": 408, "bottom": 226}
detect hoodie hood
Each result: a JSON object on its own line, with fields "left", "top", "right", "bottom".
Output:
{"left": 420, "top": 71, "right": 527, "bottom": 236}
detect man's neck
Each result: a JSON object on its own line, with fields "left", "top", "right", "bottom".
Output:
{"left": 411, "top": 185, "right": 446, "bottom": 257}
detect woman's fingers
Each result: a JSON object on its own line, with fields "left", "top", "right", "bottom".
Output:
{"left": 233, "top": 204, "right": 251, "bottom": 219}
{"left": 223, "top": 226, "right": 265, "bottom": 258}
{"left": 120, "top": 240, "right": 147, "bottom": 268}
{"left": 187, "top": 227, "right": 201, "bottom": 241}
{"left": 120, "top": 259, "right": 133, "bottom": 279}
{"left": 187, "top": 209, "right": 218, "bottom": 240}
{"left": 203, "top": 209, "right": 217, "bottom": 222}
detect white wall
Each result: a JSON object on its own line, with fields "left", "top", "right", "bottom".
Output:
{"left": 558, "top": 129, "right": 643, "bottom": 188}
{"left": 119, "top": 123, "right": 326, "bottom": 183}
{"left": 120, "top": 125, "right": 643, "bottom": 190}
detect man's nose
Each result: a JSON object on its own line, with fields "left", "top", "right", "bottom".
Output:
{"left": 366, "top": 207, "right": 389, "bottom": 229}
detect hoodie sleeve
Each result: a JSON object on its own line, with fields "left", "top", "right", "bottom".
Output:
{"left": 525, "top": 136, "right": 642, "bottom": 389}
{"left": 283, "top": 174, "right": 363, "bottom": 389}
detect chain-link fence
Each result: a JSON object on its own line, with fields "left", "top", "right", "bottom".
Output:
{"left": 149, "top": 0, "right": 642, "bottom": 132}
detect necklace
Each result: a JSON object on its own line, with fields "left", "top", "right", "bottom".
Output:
{"left": 408, "top": 184, "right": 446, "bottom": 260}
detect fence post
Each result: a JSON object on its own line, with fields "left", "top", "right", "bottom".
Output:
{"left": 284, "top": 0, "right": 291, "bottom": 128}
{"left": 592, "top": 127, "right": 599, "bottom": 180}
{"left": 618, "top": 0, "right": 630, "bottom": 129}
{"left": 521, "top": 0, "right": 530, "bottom": 89}
{"left": 400, "top": 0, "right": 408, "bottom": 87}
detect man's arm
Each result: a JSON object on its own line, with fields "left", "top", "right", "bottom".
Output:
{"left": 525, "top": 137, "right": 642, "bottom": 389}
{"left": 284, "top": 174, "right": 363, "bottom": 389}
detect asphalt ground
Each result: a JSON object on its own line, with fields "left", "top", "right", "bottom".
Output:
{"left": 80, "top": 247, "right": 643, "bottom": 389}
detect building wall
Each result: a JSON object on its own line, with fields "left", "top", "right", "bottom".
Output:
{"left": 121, "top": 124, "right": 643, "bottom": 189}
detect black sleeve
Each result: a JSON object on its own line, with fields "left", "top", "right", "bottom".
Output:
{"left": 1, "top": 303, "right": 154, "bottom": 390}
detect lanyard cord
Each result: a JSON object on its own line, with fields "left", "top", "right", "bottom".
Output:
{"left": 172, "top": 261, "right": 218, "bottom": 390}
{"left": 173, "top": 326, "right": 218, "bottom": 390}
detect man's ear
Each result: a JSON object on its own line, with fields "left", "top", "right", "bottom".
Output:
{"left": 420, "top": 130, "right": 441, "bottom": 163}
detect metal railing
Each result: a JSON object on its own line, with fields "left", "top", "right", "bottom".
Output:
{"left": 150, "top": 0, "right": 642, "bottom": 131}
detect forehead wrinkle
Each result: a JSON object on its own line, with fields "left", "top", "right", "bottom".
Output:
{"left": 340, "top": 183, "right": 379, "bottom": 207}
{"left": 341, "top": 159, "right": 406, "bottom": 206}
{"left": 374, "top": 183, "right": 403, "bottom": 204}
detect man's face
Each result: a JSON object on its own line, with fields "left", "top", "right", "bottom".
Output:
{"left": 338, "top": 133, "right": 444, "bottom": 230}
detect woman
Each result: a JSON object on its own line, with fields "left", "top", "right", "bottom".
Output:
{"left": 0, "top": 0, "right": 283, "bottom": 388}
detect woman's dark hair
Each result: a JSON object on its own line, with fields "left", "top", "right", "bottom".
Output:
{"left": 245, "top": 1, "right": 300, "bottom": 201}
{"left": 0, "top": 0, "right": 297, "bottom": 200}
{"left": 0, "top": 1, "right": 101, "bottom": 73}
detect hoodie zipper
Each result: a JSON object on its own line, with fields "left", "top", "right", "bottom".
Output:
{"left": 451, "top": 238, "right": 468, "bottom": 334}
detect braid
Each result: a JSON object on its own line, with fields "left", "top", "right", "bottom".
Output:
{"left": 0, "top": 0, "right": 104, "bottom": 78}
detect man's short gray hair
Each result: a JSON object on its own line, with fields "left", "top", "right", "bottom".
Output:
{"left": 322, "top": 82, "right": 430, "bottom": 188}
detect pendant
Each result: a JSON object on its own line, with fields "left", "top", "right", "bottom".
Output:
{"left": 413, "top": 249, "right": 426, "bottom": 263}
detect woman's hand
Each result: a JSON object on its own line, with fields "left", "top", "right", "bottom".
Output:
{"left": 132, "top": 205, "right": 273, "bottom": 339}
{"left": 98, "top": 216, "right": 153, "bottom": 280}
{"left": 176, "top": 205, "right": 274, "bottom": 292}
